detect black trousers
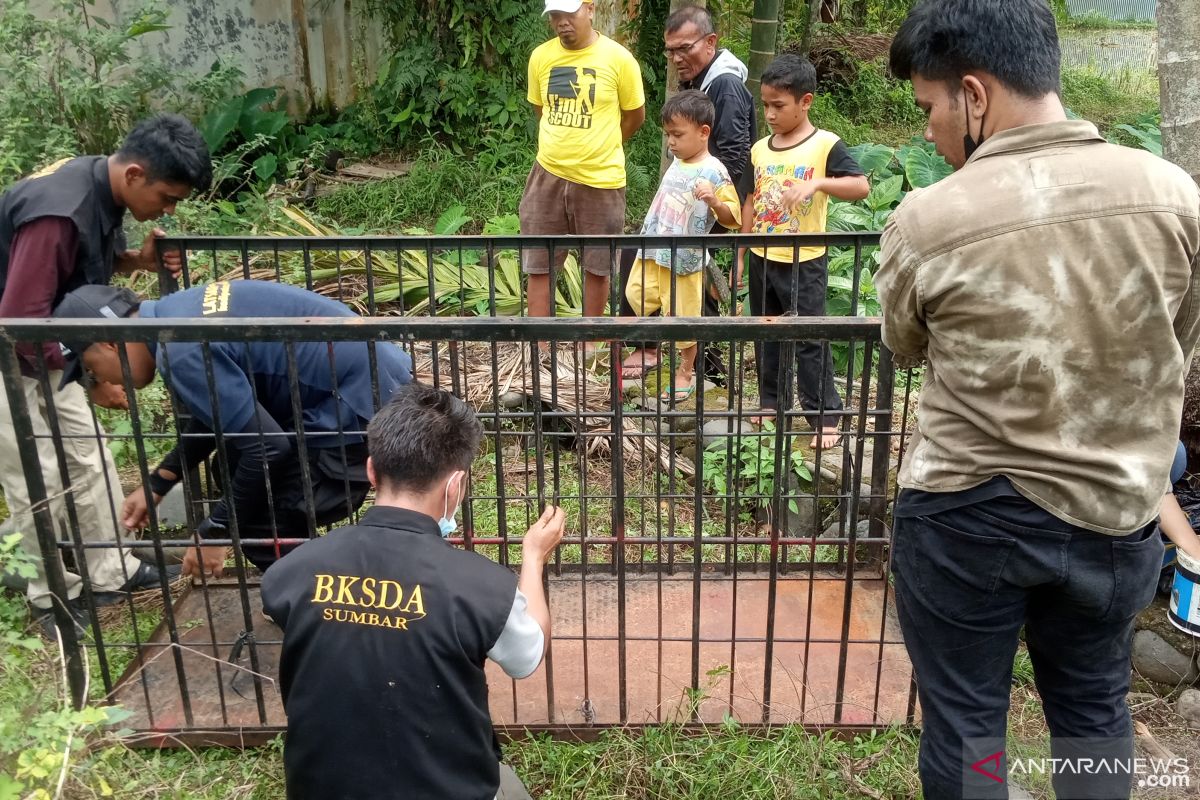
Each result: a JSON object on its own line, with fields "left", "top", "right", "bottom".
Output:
{"left": 227, "top": 444, "right": 370, "bottom": 572}
{"left": 747, "top": 251, "right": 842, "bottom": 428}
{"left": 618, "top": 248, "right": 727, "bottom": 385}
{"left": 892, "top": 496, "right": 1163, "bottom": 799}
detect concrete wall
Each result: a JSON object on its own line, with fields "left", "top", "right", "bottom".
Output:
{"left": 77, "top": 0, "right": 386, "bottom": 113}
{"left": 39, "top": 0, "right": 629, "bottom": 115}
{"left": 1065, "top": 0, "right": 1157, "bottom": 22}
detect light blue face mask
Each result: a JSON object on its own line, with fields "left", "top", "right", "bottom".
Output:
{"left": 438, "top": 474, "right": 459, "bottom": 538}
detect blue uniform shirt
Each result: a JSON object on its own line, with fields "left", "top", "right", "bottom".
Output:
{"left": 141, "top": 280, "right": 412, "bottom": 443}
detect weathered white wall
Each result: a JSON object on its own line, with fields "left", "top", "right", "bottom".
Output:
{"left": 34, "top": 0, "right": 629, "bottom": 114}
{"left": 40, "top": 0, "right": 385, "bottom": 113}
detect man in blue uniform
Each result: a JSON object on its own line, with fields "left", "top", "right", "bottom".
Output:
{"left": 0, "top": 114, "right": 211, "bottom": 631}
{"left": 52, "top": 280, "right": 413, "bottom": 576}
{"left": 262, "top": 383, "right": 565, "bottom": 800}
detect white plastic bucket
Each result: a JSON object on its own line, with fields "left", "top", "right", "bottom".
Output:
{"left": 1169, "top": 549, "right": 1200, "bottom": 637}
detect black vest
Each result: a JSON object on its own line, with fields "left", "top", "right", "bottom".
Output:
{"left": 0, "top": 156, "right": 126, "bottom": 304}
{"left": 260, "top": 506, "right": 517, "bottom": 800}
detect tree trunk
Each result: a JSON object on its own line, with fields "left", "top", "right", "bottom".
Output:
{"left": 799, "top": 0, "right": 823, "bottom": 59}
{"left": 660, "top": 0, "right": 701, "bottom": 176}
{"left": 1158, "top": 0, "right": 1200, "bottom": 184}
{"left": 1159, "top": 0, "right": 1200, "bottom": 461}
{"left": 746, "top": 0, "right": 782, "bottom": 135}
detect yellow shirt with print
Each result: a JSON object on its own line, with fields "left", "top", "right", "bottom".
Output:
{"left": 747, "top": 129, "right": 841, "bottom": 264}
{"left": 527, "top": 34, "right": 645, "bottom": 190}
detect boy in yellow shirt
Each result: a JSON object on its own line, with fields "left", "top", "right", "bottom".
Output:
{"left": 737, "top": 54, "right": 869, "bottom": 449}
{"left": 626, "top": 90, "right": 741, "bottom": 402}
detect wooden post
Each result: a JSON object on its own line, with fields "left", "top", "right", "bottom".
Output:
{"left": 747, "top": 0, "right": 782, "bottom": 124}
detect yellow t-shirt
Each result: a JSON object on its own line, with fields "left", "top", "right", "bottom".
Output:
{"left": 527, "top": 34, "right": 645, "bottom": 190}
{"left": 747, "top": 129, "right": 842, "bottom": 264}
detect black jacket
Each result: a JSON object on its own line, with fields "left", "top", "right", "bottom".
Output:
{"left": 681, "top": 49, "right": 756, "bottom": 196}
{"left": 0, "top": 156, "right": 125, "bottom": 303}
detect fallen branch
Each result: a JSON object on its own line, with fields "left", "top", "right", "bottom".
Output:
{"left": 1134, "top": 720, "right": 1178, "bottom": 762}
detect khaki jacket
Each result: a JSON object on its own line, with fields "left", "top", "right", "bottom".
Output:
{"left": 877, "top": 120, "right": 1200, "bottom": 534}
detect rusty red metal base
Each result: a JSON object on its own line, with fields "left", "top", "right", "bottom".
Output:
{"left": 110, "top": 571, "right": 913, "bottom": 747}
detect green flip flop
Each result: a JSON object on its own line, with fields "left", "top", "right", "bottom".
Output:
{"left": 659, "top": 382, "right": 696, "bottom": 403}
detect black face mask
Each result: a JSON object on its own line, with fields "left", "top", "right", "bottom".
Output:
{"left": 963, "top": 93, "right": 985, "bottom": 161}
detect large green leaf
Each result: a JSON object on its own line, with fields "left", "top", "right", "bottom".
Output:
{"left": 827, "top": 201, "right": 876, "bottom": 232}
{"left": 901, "top": 145, "right": 953, "bottom": 189}
{"left": 240, "top": 110, "right": 289, "bottom": 139}
{"left": 865, "top": 174, "right": 904, "bottom": 212}
{"left": 198, "top": 99, "right": 243, "bottom": 152}
{"left": 252, "top": 153, "right": 278, "bottom": 183}
{"left": 435, "top": 204, "right": 471, "bottom": 235}
{"left": 241, "top": 87, "right": 278, "bottom": 112}
{"left": 847, "top": 143, "right": 896, "bottom": 177}
{"left": 126, "top": 10, "right": 171, "bottom": 37}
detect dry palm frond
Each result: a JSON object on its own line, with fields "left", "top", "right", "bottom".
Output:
{"left": 94, "top": 574, "right": 190, "bottom": 627}
{"left": 413, "top": 341, "right": 694, "bottom": 477}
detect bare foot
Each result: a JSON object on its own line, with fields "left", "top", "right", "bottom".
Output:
{"left": 810, "top": 428, "right": 842, "bottom": 450}
{"left": 620, "top": 347, "right": 660, "bottom": 379}
{"left": 748, "top": 408, "right": 776, "bottom": 426}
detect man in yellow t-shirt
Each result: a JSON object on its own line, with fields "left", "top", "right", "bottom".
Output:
{"left": 521, "top": 0, "right": 645, "bottom": 321}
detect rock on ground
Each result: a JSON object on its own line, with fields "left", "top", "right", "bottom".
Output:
{"left": 1178, "top": 688, "right": 1200, "bottom": 730}
{"left": 1131, "top": 629, "right": 1200, "bottom": 686}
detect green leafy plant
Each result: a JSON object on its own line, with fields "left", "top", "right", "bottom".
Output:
{"left": 0, "top": 533, "right": 133, "bottom": 798}
{"left": 1113, "top": 112, "right": 1162, "bottom": 156}
{"left": 0, "top": 534, "right": 40, "bottom": 655}
{"left": 355, "top": 0, "right": 544, "bottom": 148}
{"left": 701, "top": 424, "right": 812, "bottom": 519}
{"left": 823, "top": 138, "right": 951, "bottom": 372}
{"left": 195, "top": 86, "right": 347, "bottom": 193}
{"left": 0, "top": 1, "right": 173, "bottom": 186}
{"left": 95, "top": 379, "right": 175, "bottom": 470}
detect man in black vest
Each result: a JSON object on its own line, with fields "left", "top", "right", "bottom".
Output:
{"left": 261, "top": 383, "right": 565, "bottom": 800}
{"left": 618, "top": 5, "right": 755, "bottom": 384}
{"left": 0, "top": 114, "right": 211, "bottom": 633}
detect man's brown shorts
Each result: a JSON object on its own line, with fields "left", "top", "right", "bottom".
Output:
{"left": 518, "top": 162, "right": 626, "bottom": 277}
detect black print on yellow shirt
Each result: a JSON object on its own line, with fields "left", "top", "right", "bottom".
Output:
{"left": 311, "top": 573, "right": 427, "bottom": 631}
{"left": 546, "top": 66, "right": 597, "bottom": 130}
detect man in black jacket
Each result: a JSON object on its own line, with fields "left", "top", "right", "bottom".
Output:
{"left": 619, "top": 5, "right": 755, "bottom": 383}
{"left": 262, "top": 383, "right": 565, "bottom": 800}
{"left": 0, "top": 115, "right": 210, "bottom": 633}
{"left": 667, "top": 5, "right": 755, "bottom": 188}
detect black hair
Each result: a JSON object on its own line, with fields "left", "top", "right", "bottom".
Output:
{"left": 116, "top": 114, "right": 213, "bottom": 192}
{"left": 367, "top": 383, "right": 483, "bottom": 492}
{"left": 889, "top": 0, "right": 1061, "bottom": 98}
{"left": 661, "top": 89, "right": 715, "bottom": 128}
{"left": 760, "top": 54, "right": 817, "bottom": 100}
{"left": 665, "top": 5, "right": 715, "bottom": 36}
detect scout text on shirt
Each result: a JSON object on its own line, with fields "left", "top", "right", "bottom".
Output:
{"left": 311, "top": 573, "right": 426, "bottom": 631}
{"left": 546, "top": 66, "right": 597, "bottom": 129}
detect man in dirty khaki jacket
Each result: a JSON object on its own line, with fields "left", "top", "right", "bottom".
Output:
{"left": 876, "top": 1, "right": 1200, "bottom": 799}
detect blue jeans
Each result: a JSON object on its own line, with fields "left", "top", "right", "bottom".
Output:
{"left": 891, "top": 495, "right": 1163, "bottom": 799}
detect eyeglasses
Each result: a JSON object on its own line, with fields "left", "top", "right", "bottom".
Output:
{"left": 663, "top": 38, "right": 705, "bottom": 58}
